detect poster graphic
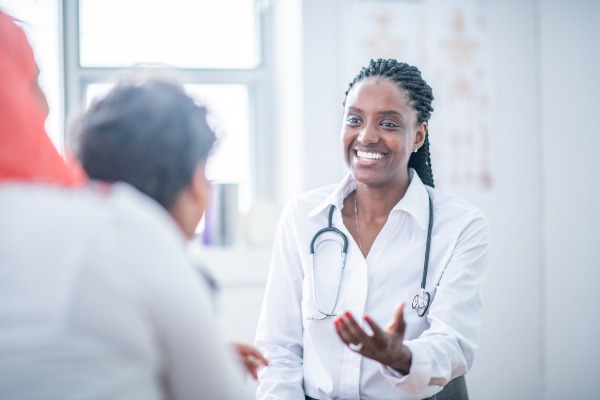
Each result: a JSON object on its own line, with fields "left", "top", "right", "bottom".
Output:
{"left": 341, "top": 0, "right": 494, "bottom": 193}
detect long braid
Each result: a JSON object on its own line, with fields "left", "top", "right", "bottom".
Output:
{"left": 344, "top": 59, "right": 435, "bottom": 187}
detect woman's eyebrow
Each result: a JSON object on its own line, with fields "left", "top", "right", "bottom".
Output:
{"left": 346, "top": 107, "right": 404, "bottom": 118}
{"left": 379, "top": 110, "right": 403, "bottom": 117}
{"left": 346, "top": 106, "right": 363, "bottom": 114}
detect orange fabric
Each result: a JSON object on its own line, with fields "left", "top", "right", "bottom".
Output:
{"left": 0, "top": 10, "right": 86, "bottom": 186}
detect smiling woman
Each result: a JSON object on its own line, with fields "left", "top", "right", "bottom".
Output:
{"left": 255, "top": 59, "right": 490, "bottom": 400}
{"left": 342, "top": 77, "right": 427, "bottom": 192}
{"left": 342, "top": 61, "right": 435, "bottom": 190}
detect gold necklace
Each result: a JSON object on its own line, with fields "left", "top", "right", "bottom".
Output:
{"left": 354, "top": 191, "right": 363, "bottom": 253}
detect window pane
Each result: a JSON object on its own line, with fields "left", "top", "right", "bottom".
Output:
{"left": 184, "top": 84, "right": 251, "bottom": 212}
{"left": 85, "top": 83, "right": 251, "bottom": 210}
{"left": 79, "top": 0, "right": 259, "bottom": 69}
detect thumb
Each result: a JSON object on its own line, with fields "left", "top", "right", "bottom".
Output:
{"left": 386, "top": 302, "right": 406, "bottom": 334}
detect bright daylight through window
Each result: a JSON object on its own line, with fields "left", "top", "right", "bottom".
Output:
{"left": 74, "top": 0, "right": 264, "bottom": 212}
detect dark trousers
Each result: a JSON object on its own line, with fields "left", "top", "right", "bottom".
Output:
{"left": 425, "top": 375, "right": 469, "bottom": 400}
{"left": 305, "top": 375, "right": 468, "bottom": 400}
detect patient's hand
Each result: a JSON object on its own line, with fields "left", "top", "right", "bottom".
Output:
{"left": 231, "top": 342, "right": 269, "bottom": 380}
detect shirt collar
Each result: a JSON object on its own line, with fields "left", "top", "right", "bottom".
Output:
{"left": 307, "top": 174, "right": 355, "bottom": 218}
{"left": 394, "top": 169, "right": 431, "bottom": 230}
{"left": 307, "top": 169, "right": 431, "bottom": 230}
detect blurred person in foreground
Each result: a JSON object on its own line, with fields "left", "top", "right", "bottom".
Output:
{"left": 0, "top": 10, "right": 252, "bottom": 399}
{"left": 70, "top": 76, "right": 268, "bottom": 380}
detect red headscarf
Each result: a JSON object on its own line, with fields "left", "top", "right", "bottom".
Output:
{"left": 0, "top": 10, "right": 86, "bottom": 186}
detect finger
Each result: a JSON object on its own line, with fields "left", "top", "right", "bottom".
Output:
{"left": 335, "top": 318, "right": 367, "bottom": 353}
{"left": 391, "top": 302, "right": 407, "bottom": 335}
{"left": 232, "top": 342, "right": 247, "bottom": 355}
{"left": 242, "top": 355, "right": 269, "bottom": 380}
{"left": 335, "top": 312, "right": 365, "bottom": 346}
{"left": 341, "top": 311, "right": 367, "bottom": 341}
{"left": 233, "top": 343, "right": 269, "bottom": 366}
{"left": 334, "top": 315, "right": 353, "bottom": 345}
{"left": 363, "top": 314, "right": 387, "bottom": 341}
{"left": 243, "top": 358, "right": 260, "bottom": 380}
{"left": 384, "top": 302, "right": 406, "bottom": 332}
{"left": 341, "top": 311, "right": 362, "bottom": 331}
{"left": 244, "top": 346, "right": 269, "bottom": 366}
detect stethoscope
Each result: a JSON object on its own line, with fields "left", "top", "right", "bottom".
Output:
{"left": 308, "top": 193, "right": 433, "bottom": 320}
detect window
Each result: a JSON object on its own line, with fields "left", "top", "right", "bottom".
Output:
{"left": 79, "top": 0, "right": 259, "bottom": 69}
{"left": 63, "top": 0, "right": 274, "bottom": 212}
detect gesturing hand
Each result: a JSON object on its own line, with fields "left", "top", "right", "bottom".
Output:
{"left": 334, "top": 302, "right": 412, "bottom": 374}
{"left": 231, "top": 342, "right": 269, "bottom": 380}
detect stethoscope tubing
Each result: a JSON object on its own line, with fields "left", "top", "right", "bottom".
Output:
{"left": 309, "top": 206, "right": 348, "bottom": 320}
{"left": 309, "top": 192, "right": 433, "bottom": 319}
{"left": 421, "top": 196, "right": 434, "bottom": 289}
{"left": 309, "top": 205, "right": 348, "bottom": 254}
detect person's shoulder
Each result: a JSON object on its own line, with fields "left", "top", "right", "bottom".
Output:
{"left": 427, "top": 187, "right": 491, "bottom": 246}
{"left": 100, "top": 182, "right": 182, "bottom": 239}
{"left": 6, "top": 181, "right": 182, "bottom": 250}
{"left": 0, "top": 182, "right": 186, "bottom": 271}
{"left": 0, "top": 183, "right": 107, "bottom": 225}
{"left": 427, "top": 186, "right": 488, "bottom": 224}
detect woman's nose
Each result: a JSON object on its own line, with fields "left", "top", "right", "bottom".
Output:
{"left": 358, "top": 126, "right": 379, "bottom": 144}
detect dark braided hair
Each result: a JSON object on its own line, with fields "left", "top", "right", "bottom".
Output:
{"left": 344, "top": 58, "right": 435, "bottom": 187}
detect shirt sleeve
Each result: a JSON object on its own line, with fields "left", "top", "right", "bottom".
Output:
{"left": 380, "top": 208, "right": 491, "bottom": 396}
{"left": 255, "top": 201, "right": 306, "bottom": 399}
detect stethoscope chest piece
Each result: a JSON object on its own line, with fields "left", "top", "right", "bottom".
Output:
{"left": 412, "top": 288, "right": 431, "bottom": 317}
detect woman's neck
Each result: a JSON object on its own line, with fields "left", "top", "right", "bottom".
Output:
{"left": 353, "top": 178, "right": 410, "bottom": 220}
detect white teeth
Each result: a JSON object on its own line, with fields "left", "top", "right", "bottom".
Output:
{"left": 357, "top": 150, "right": 383, "bottom": 160}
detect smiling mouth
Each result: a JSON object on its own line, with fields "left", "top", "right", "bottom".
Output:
{"left": 356, "top": 150, "right": 384, "bottom": 161}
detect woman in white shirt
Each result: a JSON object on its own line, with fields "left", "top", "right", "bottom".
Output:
{"left": 255, "top": 59, "right": 491, "bottom": 400}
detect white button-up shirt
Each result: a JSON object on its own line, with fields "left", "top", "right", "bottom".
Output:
{"left": 255, "top": 170, "right": 491, "bottom": 400}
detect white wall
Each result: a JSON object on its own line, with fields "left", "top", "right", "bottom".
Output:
{"left": 466, "top": 1, "right": 543, "bottom": 398}
{"left": 540, "top": 1, "right": 600, "bottom": 398}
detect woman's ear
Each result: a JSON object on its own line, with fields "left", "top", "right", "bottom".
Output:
{"left": 414, "top": 122, "right": 427, "bottom": 149}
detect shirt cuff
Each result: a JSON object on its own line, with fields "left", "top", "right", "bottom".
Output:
{"left": 379, "top": 341, "right": 435, "bottom": 396}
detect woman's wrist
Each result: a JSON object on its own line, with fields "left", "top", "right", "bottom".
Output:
{"left": 389, "top": 345, "right": 412, "bottom": 375}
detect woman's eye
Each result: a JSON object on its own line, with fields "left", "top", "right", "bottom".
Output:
{"left": 381, "top": 120, "right": 400, "bottom": 129}
{"left": 346, "top": 116, "right": 362, "bottom": 126}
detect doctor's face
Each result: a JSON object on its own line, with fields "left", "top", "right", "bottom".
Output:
{"left": 341, "top": 77, "right": 425, "bottom": 188}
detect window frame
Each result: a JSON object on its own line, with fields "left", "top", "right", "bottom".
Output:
{"left": 61, "top": 0, "right": 276, "bottom": 204}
